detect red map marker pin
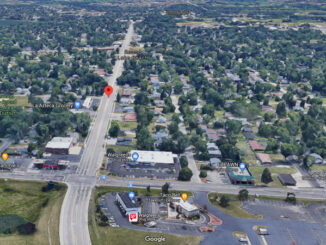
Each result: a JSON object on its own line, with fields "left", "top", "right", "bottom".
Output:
{"left": 104, "top": 85, "right": 113, "bottom": 98}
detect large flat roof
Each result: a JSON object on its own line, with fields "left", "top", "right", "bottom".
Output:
{"left": 117, "top": 192, "right": 140, "bottom": 208}
{"left": 130, "top": 150, "right": 175, "bottom": 164}
{"left": 45, "top": 137, "right": 73, "bottom": 149}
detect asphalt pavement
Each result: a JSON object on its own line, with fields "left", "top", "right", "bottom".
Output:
{"left": 59, "top": 21, "right": 135, "bottom": 245}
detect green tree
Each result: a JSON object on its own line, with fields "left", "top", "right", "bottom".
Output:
{"left": 225, "top": 120, "right": 242, "bottom": 135}
{"left": 109, "top": 121, "right": 120, "bottom": 138}
{"left": 180, "top": 156, "right": 188, "bottom": 168}
{"left": 136, "top": 128, "right": 154, "bottom": 150}
{"left": 238, "top": 189, "right": 249, "bottom": 201}
{"left": 219, "top": 195, "right": 230, "bottom": 207}
{"left": 199, "top": 170, "right": 207, "bottom": 178}
{"left": 28, "top": 143, "right": 36, "bottom": 154}
{"left": 276, "top": 102, "right": 287, "bottom": 118}
{"left": 178, "top": 167, "right": 193, "bottom": 181}
{"left": 266, "top": 139, "right": 279, "bottom": 153}
{"left": 162, "top": 182, "right": 169, "bottom": 194}
{"left": 76, "top": 113, "right": 91, "bottom": 137}
{"left": 261, "top": 168, "right": 273, "bottom": 184}
{"left": 281, "top": 143, "right": 297, "bottom": 158}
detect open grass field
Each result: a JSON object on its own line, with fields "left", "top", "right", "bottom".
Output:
{"left": 89, "top": 186, "right": 202, "bottom": 245}
{"left": 107, "top": 144, "right": 134, "bottom": 153}
{"left": 236, "top": 136, "right": 257, "bottom": 165}
{"left": 208, "top": 193, "right": 262, "bottom": 220}
{"left": 250, "top": 166, "right": 297, "bottom": 188}
{"left": 14, "top": 96, "right": 31, "bottom": 107}
{"left": 117, "top": 121, "right": 137, "bottom": 130}
{"left": 311, "top": 164, "right": 326, "bottom": 171}
{"left": 0, "top": 179, "right": 67, "bottom": 245}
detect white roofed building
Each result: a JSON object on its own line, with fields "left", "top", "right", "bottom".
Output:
{"left": 45, "top": 137, "right": 73, "bottom": 154}
{"left": 129, "top": 150, "right": 176, "bottom": 167}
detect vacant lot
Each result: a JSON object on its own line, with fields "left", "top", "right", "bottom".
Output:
{"left": 0, "top": 179, "right": 67, "bottom": 245}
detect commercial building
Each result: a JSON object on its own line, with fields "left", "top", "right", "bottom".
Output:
{"left": 34, "top": 159, "right": 69, "bottom": 170}
{"left": 177, "top": 202, "right": 200, "bottom": 218}
{"left": 226, "top": 166, "right": 255, "bottom": 185}
{"left": 45, "top": 137, "right": 73, "bottom": 154}
{"left": 116, "top": 192, "right": 141, "bottom": 216}
{"left": 171, "top": 198, "right": 200, "bottom": 218}
{"left": 129, "top": 150, "right": 176, "bottom": 167}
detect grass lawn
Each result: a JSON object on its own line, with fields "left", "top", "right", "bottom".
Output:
{"left": 89, "top": 186, "right": 202, "bottom": 245}
{"left": 107, "top": 145, "right": 135, "bottom": 153}
{"left": 14, "top": 96, "right": 31, "bottom": 107}
{"left": 236, "top": 136, "right": 257, "bottom": 165}
{"left": 208, "top": 193, "right": 262, "bottom": 220}
{"left": 214, "top": 109, "right": 225, "bottom": 120}
{"left": 311, "top": 164, "right": 326, "bottom": 171}
{"left": 117, "top": 121, "right": 137, "bottom": 130}
{"left": 0, "top": 179, "right": 67, "bottom": 245}
{"left": 269, "top": 153, "right": 286, "bottom": 163}
{"left": 250, "top": 166, "right": 297, "bottom": 188}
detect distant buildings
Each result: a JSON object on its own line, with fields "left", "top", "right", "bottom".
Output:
{"left": 45, "top": 137, "right": 73, "bottom": 154}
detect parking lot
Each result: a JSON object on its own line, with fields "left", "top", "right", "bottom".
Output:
{"left": 107, "top": 161, "right": 179, "bottom": 179}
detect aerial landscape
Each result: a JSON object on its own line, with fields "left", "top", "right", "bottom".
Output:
{"left": 0, "top": 0, "right": 326, "bottom": 244}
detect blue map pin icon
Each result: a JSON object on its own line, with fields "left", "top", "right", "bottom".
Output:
{"left": 239, "top": 162, "right": 246, "bottom": 172}
{"left": 132, "top": 152, "right": 139, "bottom": 161}
{"left": 128, "top": 183, "right": 133, "bottom": 188}
{"left": 74, "top": 101, "right": 81, "bottom": 110}
{"left": 101, "top": 175, "right": 107, "bottom": 180}
{"left": 129, "top": 191, "right": 135, "bottom": 200}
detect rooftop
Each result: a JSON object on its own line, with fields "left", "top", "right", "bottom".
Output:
{"left": 130, "top": 150, "right": 174, "bottom": 164}
{"left": 278, "top": 174, "right": 296, "bottom": 186}
{"left": 117, "top": 192, "right": 140, "bottom": 208}
{"left": 45, "top": 137, "right": 73, "bottom": 149}
{"left": 178, "top": 201, "right": 198, "bottom": 212}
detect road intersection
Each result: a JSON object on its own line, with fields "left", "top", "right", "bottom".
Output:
{"left": 0, "top": 21, "right": 325, "bottom": 245}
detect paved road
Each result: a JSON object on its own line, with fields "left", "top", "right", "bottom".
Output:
{"left": 59, "top": 21, "right": 134, "bottom": 245}
{"left": 171, "top": 95, "right": 201, "bottom": 183}
{"left": 0, "top": 138, "right": 13, "bottom": 154}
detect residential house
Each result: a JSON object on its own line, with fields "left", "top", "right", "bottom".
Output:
{"left": 208, "top": 149, "right": 222, "bottom": 158}
{"left": 210, "top": 158, "right": 221, "bottom": 168}
{"left": 124, "top": 113, "right": 137, "bottom": 122}
{"left": 156, "top": 115, "right": 167, "bottom": 124}
{"left": 117, "top": 137, "right": 133, "bottom": 146}
{"left": 123, "top": 107, "right": 135, "bottom": 113}
{"left": 207, "top": 142, "right": 219, "bottom": 151}
{"left": 256, "top": 153, "right": 272, "bottom": 164}
{"left": 248, "top": 140, "right": 264, "bottom": 152}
